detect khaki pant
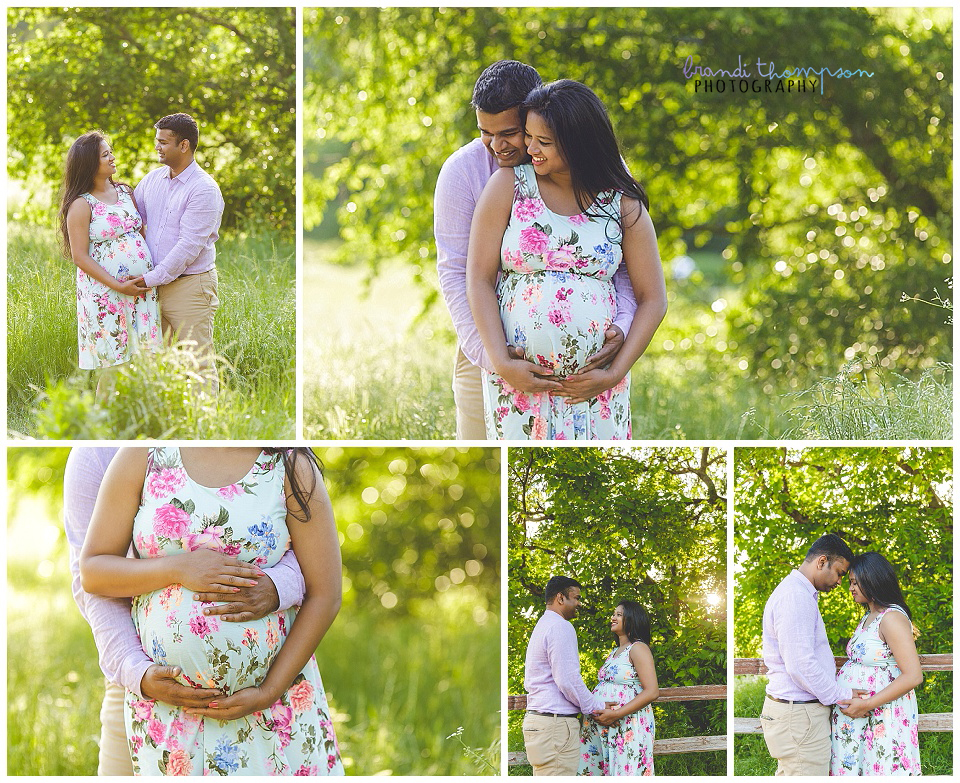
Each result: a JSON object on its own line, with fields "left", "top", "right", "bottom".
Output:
{"left": 158, "top": 269, "right": 219, "bottom": 395}
{"left": 522, "top": 712, "right": 581, "bottom": 776}
{"left": 98, "top": 681, "right": 133, "bottom": 776}
{"left": 760, "top": 695, "right": 831, "bottom": 776}
{"left": 453, "top": 347, "right": 486, "bottom": 440}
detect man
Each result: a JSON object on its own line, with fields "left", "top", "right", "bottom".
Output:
{"left": 761, "top": 533, "right": 863, "bottom": 776}
{"left": 134, "top": 112, "right": 224, "bottom": 394}
{"left": 523, "top": 576, "right": 605, "bottom": 776}
{"left": 63, "top": 448, "right": 304, "bottom": 775}
{"left": 434, "top": 61, "right": 638, "bottom": 438}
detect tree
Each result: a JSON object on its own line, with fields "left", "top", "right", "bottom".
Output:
{"left": 508, "top": 447, "right": 726, "bottom": 755}
{"left": 734, "top": 446, "right": 952, "bottom": 657}
{"left": 8, "top": 7, "right": 295, "bottom": 231}
{"left": 304, "top": 8, "right": 951, "bottom": 379}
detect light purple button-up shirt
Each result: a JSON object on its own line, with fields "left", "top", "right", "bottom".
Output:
{"left": 134, "top": 160, "right": 224, "bottom": 288}
{"left": 524, "top": 609, "right": 604, "bottom": 714}
{"left": 64, "top": 447, "right": 305, "bottom": 697}
{"left": 434, "top": 138, "right": 639, "bottom": 373}
{"left": 762, "top": 569, "right": 853, "bottom": 705}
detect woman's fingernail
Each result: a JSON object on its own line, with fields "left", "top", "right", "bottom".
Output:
{"left": 233, "top": 587, "right": 240, "bottom": 592}
{"left": 209, "top": 701, "right": 219, "bottom": 708}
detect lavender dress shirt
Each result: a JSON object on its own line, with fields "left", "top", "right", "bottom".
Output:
{"left": 64, "top": 447, "right": 305, "bottom": 697}
{"left": 762, "top": 569, "right": 853, "bottom": 705}
{"left": 524, "top": 609, "right": 605, "bottom": 714}
{"left": 434, "top": 138, "right": 639, "bottom": 373}
{"left": 134, "top": 161, "right": 224, "bottom": 288}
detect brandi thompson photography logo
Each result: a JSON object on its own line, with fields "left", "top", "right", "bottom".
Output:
{"left": 682, "top": 55, "right": 874, "bottom": 95}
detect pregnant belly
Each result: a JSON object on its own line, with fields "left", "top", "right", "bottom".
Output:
{"left": 134, "top": 585, "right": 287, "bottom": 694}
{"left": 498, "top": 271, "right": 617, "bottom": 377}
{"left": 92, "top": 234, "right": 153, "bottom": 277}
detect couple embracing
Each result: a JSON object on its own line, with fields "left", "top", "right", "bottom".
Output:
{"left": 523, "top": 576, "right": 659, "bottom": 776}
{"left": 762, "top": 534, "right": 922, "bottom": 776}
{"left": 435, "top": 61, "right": 668, "bottom": 441}
{"left": 58, "top": 112, "right": 223, "bottom": 396}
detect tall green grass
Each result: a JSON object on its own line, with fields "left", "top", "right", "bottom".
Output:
{"left": 734, "top": 676, "right": 952, "bottom": 775}
{"left": 7, "top": 553, "right": 499, "bottom": 775}
{"left": 7, "top": 225, "right": 295, "bottom": 438}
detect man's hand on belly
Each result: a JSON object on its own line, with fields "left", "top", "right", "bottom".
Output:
{"left": 193, "top": 577, "right": 281, "bottom": 622}
{"left": 140, "top": 664, "right": 222, "bottom": 706}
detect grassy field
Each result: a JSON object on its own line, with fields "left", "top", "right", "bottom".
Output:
{"left": 7, "top": 546, "right": 499, "bottom": 776}
{"left": 303, "top": 241, "right": 950, "bottom": 440}
{"left": 7, "top": 224, "right": 295, "bottom": 439}
{"left": 733, "top": 676, "right": 952, "bottom": 775}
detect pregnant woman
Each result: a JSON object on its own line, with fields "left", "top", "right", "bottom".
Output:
{"left": 579, "top": 601, "right": 659, "bottom": 776}
{"left": 58, "top": 131, "right": 160, "bottom": 394}
{"left": 81, "top": 447, "right": 343, "bottom": 775}
{"left": 467, "top": 79, "right": 667, "bottom": 439}
{"left": 830, "top": 552, "right": 922, "bottom": 776}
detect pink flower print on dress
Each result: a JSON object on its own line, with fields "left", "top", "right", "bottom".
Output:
{"left": 130, "top": 734, "right": 144, "bottom": 753}
{"left": 182, "top": 525, "right": 226, "bottom": 552}
{"left": 146, "top": 718, "right": 167, "bottom": 745}
{"left": 218, "top": 483, "right": 245, "bottom": 501}
{"left": 569, "top": 213, "right": 589, "bottom": 226}
{"left": 544, "top": 246, "right": 577, "bottom": 270}
{"left": 92, "top": 202, "right": 107, "bottom": 217}
{"left": 153, "top": 504, "right": 191, "bottom": 539}
{"left": 289, "top": 680, "right": 315, "bottom": 714}
{"left": 166, "top": 748, "right": 191, "bottom": 776}
{"left": 531, "top": 416, "right": 548, "bottom": 439}
{"left": 513, "top": 392, "right": 533, "bottom": 413}
{"left": 146, "top": 468, "right": 187, "bottom": 499}
{"left": 106, "top": 213, "right": 122, "bottom": 228}
{"left": 513, "top": 197, "right": 544, "bottom": 222}
{"left": 294, "top": 765, "right": 319, "bottom": 776}
{"left": 135, "top": 533, "right": 161, "bottom": 557}
{"left": 132, "top": 699, "right": 154, "bottom": 721}
{"left": 270, "top": 704, "right": 294, "bottom": 749}
{"left": 518, "top": 226, "right": 550, "bottom": 254}
{"left": 188, "top": 612, "right": 219, "bottom": 638}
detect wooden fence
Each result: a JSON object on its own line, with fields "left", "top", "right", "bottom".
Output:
{"left": 507, "top": 685, "right": 726, "bottom": 766}
{"left": 733, "top": 655, "right": 953, "bottom": 735}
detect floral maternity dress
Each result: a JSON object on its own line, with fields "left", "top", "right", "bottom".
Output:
{"left": 578, "top": 643, "right": 655, "bottom": 776}
{"left": 482, "top": 164, "right": 631, "bottom": 439}
{"left": 127, "top": 447, "right": 343, "bottom": 776}
{"left": 830, "top": 606, "right": 921, "bottom": 775}
{"left": 77, "top": 189, "right": 160, "bottom": 369}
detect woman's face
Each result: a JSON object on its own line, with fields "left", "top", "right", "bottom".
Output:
{"left": 610, "top": 604, "right": 625, "bottom": 635}
{"left": 97, "top": 140, "right": 117, "bottom": 179}
{"left": 525, "top": 111, "right": 568, "bottom": 176}
{"left": 848, "top": 572, "right": 869, "bottom": 606}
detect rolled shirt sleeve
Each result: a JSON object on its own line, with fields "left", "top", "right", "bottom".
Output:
{"left": 266, "top": 548, "right": 306, "bottom": 610}
{"left": 610, "top": 262, "right": 638, "bottom": 337}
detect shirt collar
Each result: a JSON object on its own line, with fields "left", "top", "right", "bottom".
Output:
{"left": 789, "top": 568, "right": 818, "bottom": 599}
{"left": 165, "top": 159, "right": 200, "bottom": 183}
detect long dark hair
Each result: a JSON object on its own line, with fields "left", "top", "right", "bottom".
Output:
{"left": 849, "top": 552, "right": 913, "bottom": 621}
{"left": 521, "top": 79, "right": 649, "bottom": 234}
{"left": 263, "top": 448, "right": 324, "bottom": 523}
{"left": 57, "top": 130, "right": 130, "bottom": 257}
{"left": 618, "top": 600, "right": 652, "bottom": 645}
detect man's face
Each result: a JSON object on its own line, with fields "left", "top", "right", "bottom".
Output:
{"left": 477, "top": 108, "right": 528, "bottom": 168}
{"left": 154, "top": 128, "right": 188, "bottom": 170}
{"left": 555, "top": 587, "right": 582, "bottom": 620}
{"left": 812, "top": 556, "right": 850, "bottom": 592}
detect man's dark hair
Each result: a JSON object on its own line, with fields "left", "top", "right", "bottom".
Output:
{"left": 471, "top": 60, "right": 543, "bottom": 114}
{"left": 803, "top": 533, "right": 854, "bottom": 564}
{"left": 155, "top": 112, "right": 199, "bottom": 152}
{"left": 619, "top": 600, "right": 652, "bottom": 645}
{"left": 545, "top": 575, "right": 582, "bottom": 604}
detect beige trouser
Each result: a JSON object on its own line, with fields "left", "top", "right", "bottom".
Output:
{"left": 453, "top": 347, "right": 486, "bottom": 440}
{"left": 159, "top": 269, "right": 220, "bottom": 395}
{"left": 760, "top": 695, "right": 831, "bottom": 776}
{"left": 98, "top": 681, "right": 133, "bottom": 776}
{"left": 522, "top": 712, "right": 581, "bottom": 776}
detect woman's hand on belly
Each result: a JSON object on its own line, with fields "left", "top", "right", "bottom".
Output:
{"left": 554, "top": 367, "right": 625, "bottom": 404}
{"left": 183, "top": 684, "right": 273, "bottom": 721}
{"left": 494, "top": 356, "right": 564, "bottom": 395}
{"left": 174, "top": 549, "right": 265, "bottom": 593}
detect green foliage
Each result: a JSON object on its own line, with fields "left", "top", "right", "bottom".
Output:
{"left": 304, "top": 7, "right": 951, "bottom": 388}
{"left": 8, "top": 7, "right": 295, "bottom": 230}
{"left": 322, "top": 447, "right": 500, "bottom": 615}
{"left": 8, "top": 226, "right": 294, "bottom": 438}
{"left": 734, "top": 447, "right": 953, "bottom": 657}
{"left": 508, "top": 447, "right": 725, "bottom": 773}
